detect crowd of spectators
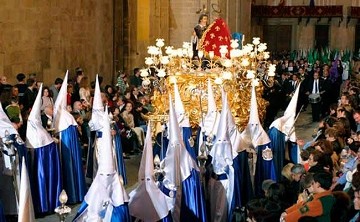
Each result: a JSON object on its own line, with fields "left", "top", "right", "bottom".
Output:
{"left": 237, "top": 56, "right": 360, "bottom": 221}
{"left": 1, "top": 54, "right": 360, "bottom": 221}
{"left": 0, "top": 67, "right": 153, "bottom": 162}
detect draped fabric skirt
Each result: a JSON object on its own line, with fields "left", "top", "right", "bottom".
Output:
{"left": 114, "top": 126, "right": 127, "bottom": 185}
{"left": 30, "top": 142, "right": 62, "bottom": 213}
{"left": 268, "top": 127, "right": 286, "bottom": 182}
{"left": 60, "top": 125, "right": 86, "bottom": 204}
{"left": 74, "top": 201, "right": 131, "bottom": 222}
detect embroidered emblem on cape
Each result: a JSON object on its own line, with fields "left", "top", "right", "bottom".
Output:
{"left": 188, "top": 137, "right": 195, "bottom": 147}
{"left": 262, "top": 146, "right": 273, "bottom": 161}
{"left": 299, "top": 205, "right": 309, "bottom": 214}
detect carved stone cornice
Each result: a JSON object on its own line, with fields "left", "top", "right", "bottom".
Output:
{"left": 348, "top": 6, "right": 360, "bottom": 18}
{"left": 251, "top": 5, "right": 343, "bottom": 18}
{"left": 346, "top": 6, "right": 360, "bottom": 26}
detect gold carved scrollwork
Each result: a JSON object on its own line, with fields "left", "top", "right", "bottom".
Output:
{"left": 149, "top": 73, "right": 268, "bottom": 132}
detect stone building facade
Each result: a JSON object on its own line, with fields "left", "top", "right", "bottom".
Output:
{"left": 0, "top": 0, "right": 115, "bottom": 84}
{"left": 251, "top": 0, "right": 359, "bottom": 52}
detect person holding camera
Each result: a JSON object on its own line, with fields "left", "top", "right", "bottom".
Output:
{"left": 280, "top": 172, "right": 335, "bottom": 222}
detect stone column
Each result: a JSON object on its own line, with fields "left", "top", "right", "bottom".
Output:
{"left": 224, "top": 0, "right": 252, "bottom": 43}
{"left": 127, "top": 0, "right": 170, "bottom": 73}
{"left": 169, "top": 0, "right": 199, "bottom": 47}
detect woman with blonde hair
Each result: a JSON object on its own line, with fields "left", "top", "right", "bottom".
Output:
{"left": 282, "top": 163, "right": 295, "bottom": 181}
{"left": 280, "top": 163, "right": 299, "bottom": 206}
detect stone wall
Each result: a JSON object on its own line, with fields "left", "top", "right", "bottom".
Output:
{"left": 127, "top": 0, "right": 170, "bottom": 72}
{"left": 0, "top": 0, "right": 113, "bottom": 85}
{"left": 1, "top": 0, "right": 357, "bottom": 85}
{"left": 251, "top": 0, "right": 358, "bottom": 51}
{"left": 168, "top": 0, "right": 199, "bottom": 47}
{"left": 225, "top": 0, "right": 252, "bottom": 40}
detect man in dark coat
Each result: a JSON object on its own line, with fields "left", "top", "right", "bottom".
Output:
{"left": 306, "top": 71, "right": 324, "bottom": 122}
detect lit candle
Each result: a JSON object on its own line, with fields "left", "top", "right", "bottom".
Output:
{"left": 188, "top": 50, "right": 194, "bottom": 58}
{"left": 209, "top": 51, "right": 214, "bottom": 59}
{"left": 154, "top": 154, "right": 160, "bottom": 165}
{"left": 47, "top": 119, "right": 52, "bottom": 127}
{"left": 198, "top": 50, "right": 204, "bottom": 59}
{"left": 242, "top": 34, "right": 245, "bottom": 48}
{"left": 59, "top": 190, "right": 68, "bottom": 205}
{"left": 214, "top": 77, "right": 223, "bottom": 85}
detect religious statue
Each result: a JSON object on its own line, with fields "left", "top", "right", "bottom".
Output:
{"left": 192, "top": 14, "right": 208, "bottom": 59}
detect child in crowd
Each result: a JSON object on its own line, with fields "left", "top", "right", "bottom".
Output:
{"left": 5, "top": 97, "right": 23, "bottom": 125}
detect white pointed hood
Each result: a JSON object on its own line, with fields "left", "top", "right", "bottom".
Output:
{"left": 270, "top": 82, "right": 301, "bottom": 142}
{"left": 26, "top": 84, "right": 54, "bottom": 148}
{"left": 53, "top": 70, "right": 77, "bottom": 132}
{"left": 207, "top": 79, "right": 217, "bottom": 114}
{"left": 172, "top": 91, "right": 197, "bottom": 174}
{"left": 198, "top": 80, "right": 221, "bottom": 154}
{"left": 239, "top": 85, "right": 270, "bottom": 150}
{"left": 138, "top": 124, "right": 154, "bottom": 180}
{"left": 89, "top": 74, "right": 104, "bottom": 131}
{"left": 97, "top": 106, "right": 116, "bottom": 174}
{"left": 215, "top": 89, "right": 231, "bottom": 145}
{"left": 210, "top": 88, "right": 233, "bottom": 174}
{"left": 84, "top": 106, "right": 129, "bottom": 217}
{"left": 92, "top": 74, "right": 103, "bottom": 110}
{"left": 249, "top": 85, "right": 261, "bottom": 125}
{"left": 174, "top": 82, "right": 190, "bottom": 127}
{"left": 129, "top": 124, "right": 173, "bottom": 221}
{"left": 209, "top": 88, "right": 234, "bottom": 214}
{"left": 227, "top": 104, "right": 241, "bottom": 156}
{"left": 162, "top": 95, "right": 182, "bottom": 190}
{"left": 18, "top": 157, "right": 35, "bottom": 222}
{"left": 203, "top": 79, "right": 220, "bottom": 135}
{"left": 53, "top": 70, "right": 68, "bottom": 116}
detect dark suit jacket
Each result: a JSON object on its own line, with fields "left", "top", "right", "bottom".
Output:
{"left": 23, "top": 88, "right": 37, "bottom": 111}
{"left": 41, "top": 114, "right": 51, "bottom": 129}
{"left": 307, "top": 78, "right": 324, "bottom": 95}
{"left": 283, "top": 80, "right": 291, "bottom": 95}
{"left": 321, "top": 77, "right": 332, "bottom": 96}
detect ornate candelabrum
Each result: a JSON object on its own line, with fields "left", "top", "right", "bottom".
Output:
{"left": 153, "top": 154, "right": 164, "bottom": 182}
{"left": 197, "top": 135, "right": 208, "bottom": 181}
{"left": 55, "top": 190, "right": 71, "bottom": 222}
{"left": 46, "top": 118, "right": 59, "bottom": 144}
{"left": 47, "top": 118, "right": 56, "bottom": 136}
{"left": 2, "top": 130, "right": 14, "bottom": 149}
{"left": 141, "top": 37, "right": 275, "bottom": 170}
{"left": 15, "top": 134, "right": 24, "bottom": 146}
{"left": 141, "top": 37, "right": 275, "bottom": 131}
{"left": 0, "top": 130, "right": 22, "bottom": 204}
